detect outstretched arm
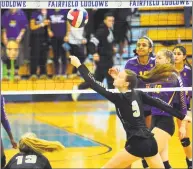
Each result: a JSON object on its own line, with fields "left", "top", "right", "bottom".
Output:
{"left": 140, "top": 91, "right": 189, "bottom": 121}
{"left": 70, "top": 56, "right": 119, "bottom": 104}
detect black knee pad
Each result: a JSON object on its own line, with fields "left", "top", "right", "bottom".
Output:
{"left": 1, "top": 155, "right": 6, "bottom": 168}
{"left": 181, "top": 138, "right": 191, "bottom": 147}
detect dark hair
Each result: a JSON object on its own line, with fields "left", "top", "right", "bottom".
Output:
{"left": 173, "top": 45, "right": 186, "bottom": 55}
{"left": 125, "top": 64, "right": 177, "bottom": 89}
{"left": 133, "top": 36, "right": 154, "bottom": 56}
{"left": 104, "top": 12, "right": 114, "bottom": 19}
{"left": 173, "top": 45, "right": 192, "bottom": 69}
{"left": 141, "top": 36, "right": 154, "bottom": 48}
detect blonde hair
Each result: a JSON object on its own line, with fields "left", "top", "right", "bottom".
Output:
{"left": 125, "top": 64, "right": 178, "bottom": 89}
{"left": 19, "top": 132, "right": 65, "bottom": 154}
{"left": 138, "top": 64, "right": 177, "bottom": 83}
{"left": 158, "top": 49, "right": 175, "bottom": 64}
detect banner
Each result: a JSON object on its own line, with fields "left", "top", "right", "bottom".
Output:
{"left": 0, "top": 0, "right": 192, "bottom": 9}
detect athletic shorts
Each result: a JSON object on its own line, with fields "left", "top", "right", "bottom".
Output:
{"left": 151, "top": 115, "right": 175, "bottom": 136}
{"left": 125, "top": 136, "right": 158, "bottom": 157}
{"left": 144, "top": 111, "right": 151, "bottom": 117}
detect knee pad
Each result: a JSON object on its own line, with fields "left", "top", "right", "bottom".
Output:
{"left": 1, "top": 155, "right": 6, "bottom": 168}
{"left": 181, "top": 138, "right": 191, "bottom": 147}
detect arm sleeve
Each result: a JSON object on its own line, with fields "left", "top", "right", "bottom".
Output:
{"left": 1, "top": 97, "right": 11, "bottom": 132}
{"left": 78, "top": 64, "right": 119, "bottom": 104}
{"left": 88, "top": 28, "right": 103, "bottom": 54}
{"left": 140, "top": 91, "right": 185, "bottom": 120}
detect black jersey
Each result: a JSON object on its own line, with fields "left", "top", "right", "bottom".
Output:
{"left": 4, "top": 152, "right": 52, "bottom": 169}
{"left": 78, "top": 65, "right": 185, "bottom": 140}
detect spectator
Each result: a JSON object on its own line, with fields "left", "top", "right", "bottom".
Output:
{"left": 68, "top": 25, "right": 87, "bottom": 77}
{"left": 72, "top": 12, "right": 115, "bottom": 101}
{"left": 1, "top": 9, "right": 28, "bottom": 80}
{"left": 47, "top": 9, "right": 70, "bottom": 80}
{"left": 29, "top": 9, "right": 49, "bottom": 80}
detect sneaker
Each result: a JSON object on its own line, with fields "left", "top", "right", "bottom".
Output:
{"left": 71, "top": 85, "right": 80, "bottom": 101}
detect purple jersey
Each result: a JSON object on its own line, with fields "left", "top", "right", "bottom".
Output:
{"left": 48, "top": 9, "right": 68, "bottom": 38}
{"left": 1, "top": 96, "right": 11, "bottom": 132}
{"left": 125, "top": 57, "right": 155, "bottom": 111}
{"left": 1, "top": 9, "right": 28, "bottom": 39}
{"left": 125, "top": 57, "right": 155, "bottom": 77}
{"left": 151, "top": 73, "right": 187, "bottom": 116}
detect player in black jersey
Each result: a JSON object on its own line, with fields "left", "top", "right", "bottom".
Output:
{"left": 70, "top": 55, "right": 191, "bottom": 168}
{"left": 4, "top": 132, "right": 65, "bottom": 169}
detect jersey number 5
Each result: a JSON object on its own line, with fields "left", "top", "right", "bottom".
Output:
{"left": 132, "top": 100, "right": 140, "bottom": 117}
{"left": 16, "top": 155, "right": 37, "bottom": 165}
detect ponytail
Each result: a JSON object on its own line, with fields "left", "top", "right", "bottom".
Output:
{"left": 138, "top": 64, "right": 177, "bottom": 83}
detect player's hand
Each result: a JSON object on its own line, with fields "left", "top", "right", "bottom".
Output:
{"left": 183, "top": 115, "right": 192, "bottom": 123}
{"left": 16, "top": 37, "right": 21, "bottom": 43}
{"left": 82, "top": 39, "right": 87, "bottom": 44}
{"left": 108, "top": 67, "right": 119, "bottom": 79}
{"left": 3, "top": 38, "right": 8, "bottom": 46}
{"left": 10, "top": 139, "right": 17, "bottom": 149}
{"left": 48, "top": 30, "right": 54, "bottom": 38}
{"left": 93, "top": 53, "right": 100, "bottom": 62}
{"left": 43, "top": 19, "right": 50, "bottom": 26}
{"left": 64, "top": 36, "right": 69, "bottom": 42}
{"left": 179, "top": 125, "right": 186, "bottom": 139}
{"left": 69, "top": 55, "right": 81, "bottom": 68}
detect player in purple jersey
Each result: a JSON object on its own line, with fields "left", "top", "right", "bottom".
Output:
{"left": 1, "top": 96, "right": 17, "bottom": 168}
{"left": 124, "top": 36, "right": 155, "bottom": 129}
{"left": 147, "top": 49, "right": 187, "bottom": 169}
{"left": 173, "top": 46, "right": 192, "bottom": 169}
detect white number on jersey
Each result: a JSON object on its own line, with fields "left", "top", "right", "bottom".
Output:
{"left": 132, "top": 100, "right": 140, "bottom": 117}
{"left": 16, "top": 155, "right": 37, "bottom": 165}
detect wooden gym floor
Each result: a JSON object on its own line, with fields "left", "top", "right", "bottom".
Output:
{"left": 2, "top": 100, "right": 192, "bottom": 168}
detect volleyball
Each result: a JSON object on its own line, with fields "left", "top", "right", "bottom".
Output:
{"left": 67, "top": 8, "right": 88, "bottom": 28}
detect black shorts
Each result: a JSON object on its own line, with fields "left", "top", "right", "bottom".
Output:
{"left": 144, "top": 111, "right": 151, "bottom": 117}
{"left": 151, "top": 115, "right": 175, "bottom": 136}
{"left": 125, "top": 136, "right": 158, "bottom": 158}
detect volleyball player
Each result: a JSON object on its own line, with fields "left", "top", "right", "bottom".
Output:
{"left": 124, "top": 36, "right": 155, "bottom": 129}
{"left": 112, "top": 48, "right": 189, "bottom": 169}
{"left": 1, "top": 96, "right": 17, "bottom": 168}
{"left": 4, "top": 132, "right": 65, "bottom": 169}
{"left": 173, "top": 46, "right": 192, "bottom": 169}
{"left": 70, "top": 55, "right": 191, "bottom": 168}
{"left": 143, "top": 49, "right": 188, "bottom": 169}
{"left": 110, "top": 36, "right": 155, "bottom": 168}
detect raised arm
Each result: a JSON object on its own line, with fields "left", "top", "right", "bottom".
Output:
{"left": 140, "top": 91, "right": 186, "bottom": 120}
{"left": 70, "top": 56, "right": 119, "bottom": 104}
